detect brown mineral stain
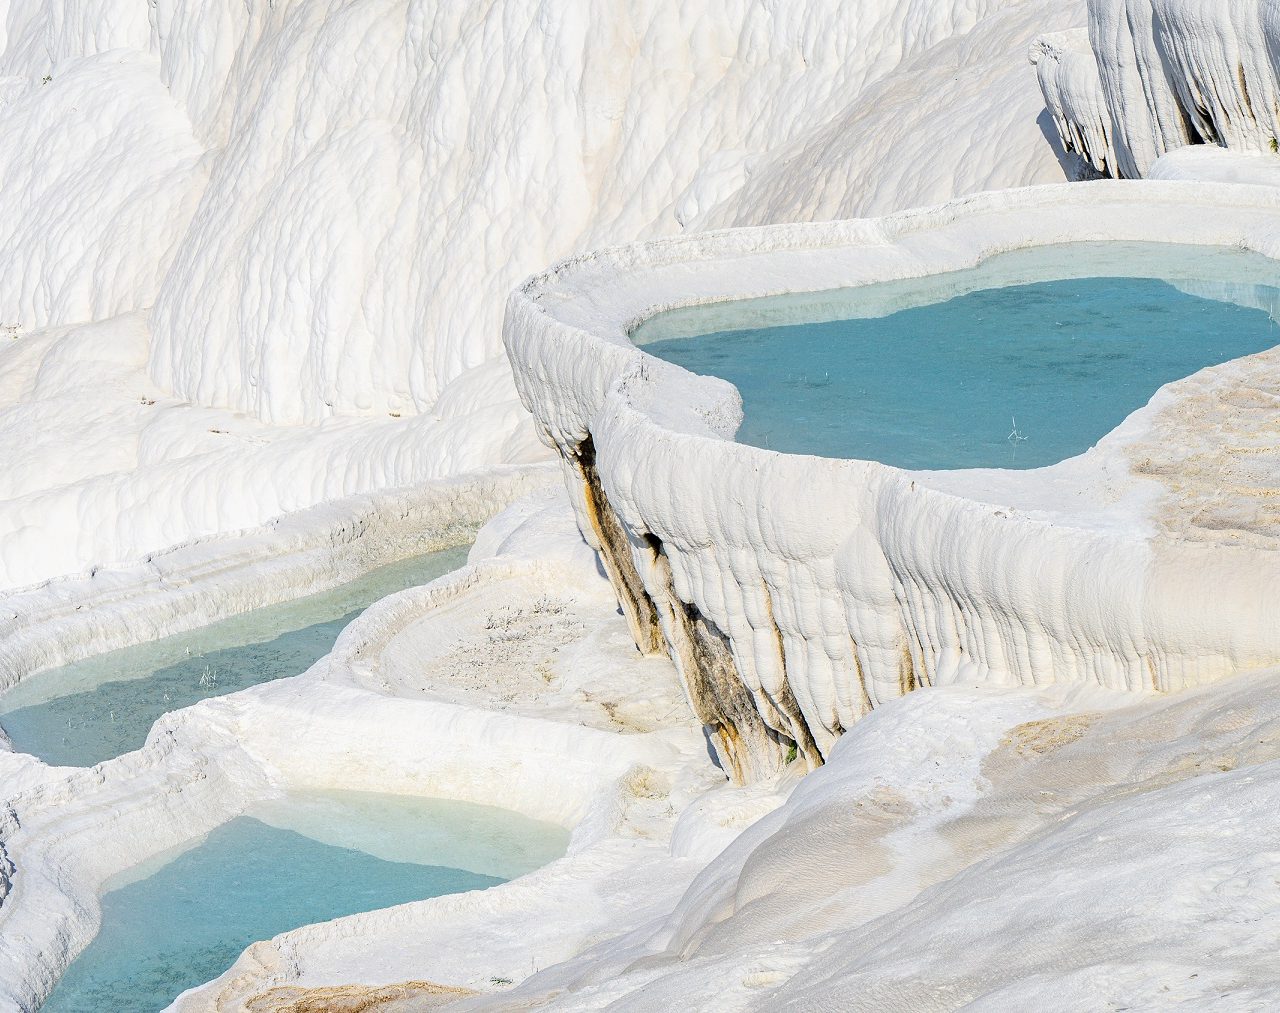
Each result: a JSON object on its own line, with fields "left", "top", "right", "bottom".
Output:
{"left": 246, "top": 979, "right": 476, "bottom": 1013}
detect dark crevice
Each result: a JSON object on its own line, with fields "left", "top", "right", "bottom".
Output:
{"left": 900, "top": 641, "right": 918, "bottom": 696}
{"left": 1237, "top": 64, "right": 1255, "bottom": 122}
{"left": 759, "top": 581, "right": 823, "bottom": 769}
{"left": 572, "top": 436, "right": 664, "bottom": 656}
{"left": 647, "top": 537, "right": 785, "bottom": 784}
{"left": 849, "top": 637, "right": 875, "bottom": 718}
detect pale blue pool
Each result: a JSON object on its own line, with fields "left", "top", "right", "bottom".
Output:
{"left": 41, "top": 790, "right": 568, "bottom": 1013}
{"left": 632, "top": 243, "right": 1280, "bottom": 470}
{"left": 0, "top": 545, "right": 470, "bottom": 767}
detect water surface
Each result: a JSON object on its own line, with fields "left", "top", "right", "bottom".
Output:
{"left": 42, "top": 790, "right": 568, "bottom": 1013}
{"left": 634, "top": 243, "right": 1280, "bottom": 469}
{"left": 1, "top": 545, "right": 470, "bottom": 766}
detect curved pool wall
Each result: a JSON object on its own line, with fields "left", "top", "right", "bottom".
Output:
{"left": 632, "top": 244, "right": 1280, "bottom": 469}
{"left": 503, "top": 180, "right": 1280, "bottom": 784}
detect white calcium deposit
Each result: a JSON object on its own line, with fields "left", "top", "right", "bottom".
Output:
{"left": 1151, "top": 142, "right": 1280, "bottom": 183}
{"left": 1036, "top": 0, "right": 1280, "bottom": 177}
{"left": 7, "top": 0, "right": 1280, "bottom": 1010}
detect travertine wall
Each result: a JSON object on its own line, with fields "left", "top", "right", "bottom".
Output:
{"left": 1036, "top": 0, "right": 1280, "bottom": 177}
{"left": 505, "top": 181, "right": 1280, "bottom": 782}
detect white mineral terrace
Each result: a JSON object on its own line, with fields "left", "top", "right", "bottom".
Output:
{"left": 505, "top": 179, "right": 1280, "bottom": 782}
{"left": 9, "top": 0, "right": 1280, "bottom": 1006}
{"left": 0, "top": 478, "right": 719, "bottom": 1011}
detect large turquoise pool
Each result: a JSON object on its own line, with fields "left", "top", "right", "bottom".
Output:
{"left": 41, "top": 790, "right": 569, "bottom": 1013}
{"left": 0, "top": 545, "right": 470, "bottom": 767}
{"left": 632, "top": 243, "right": 1280, "bottom": 470}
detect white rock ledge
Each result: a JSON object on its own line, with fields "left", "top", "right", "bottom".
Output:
{"left": 504, "top": 179, "right": 1280, "bottom": 782}
{"left": 0, "top": 464, "right": 556, "bottom": 700}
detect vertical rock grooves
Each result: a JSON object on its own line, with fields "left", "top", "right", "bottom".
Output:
{"left": 644, "top": 538, "right": 788, "bottom": 783}
{"left": 1035, "top": 1, "right": 1280, "bottom": 179}
{"left": 572, "top": 437, "right": 665, "bottom": 656}
{"left": 572, "top": 431, "right": 840, "bottom": 780}
{"left": 760, "top": 582, "right": 824, "bottom": 771}
{"left": 572, "top": 435, "right": 787, "bottom": 781}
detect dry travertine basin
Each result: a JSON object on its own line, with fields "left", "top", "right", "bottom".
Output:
{"left": 503, "top": 179, "right": 1280, "bottom": 783}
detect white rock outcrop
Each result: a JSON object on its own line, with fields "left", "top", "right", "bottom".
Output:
{"left": 1035, "top": 0, "right": 1280, "bottom": 177}
{"left": 18, "top": 1, "right": 1280, "bottom": 1008}
{"left": 505, "top": 180, "right": 1280, "bottom": 783}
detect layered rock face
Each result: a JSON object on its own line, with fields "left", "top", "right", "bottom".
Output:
{"left": 1035, "top": 0, "right": 1280, "bottom": 177}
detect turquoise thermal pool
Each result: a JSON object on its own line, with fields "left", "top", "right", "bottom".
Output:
{"left": 41, "top": 790, "right": 569, "bottom": 1013}
{"left": 632, "top": 243, "right": 1280, "bottom": 470}
{"left": 0, "top": 545, "right": 470, "bottom": 767}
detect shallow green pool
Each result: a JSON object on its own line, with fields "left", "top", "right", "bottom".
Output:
{"left": 1, "top": 545, "right": 470, "bottom": 766}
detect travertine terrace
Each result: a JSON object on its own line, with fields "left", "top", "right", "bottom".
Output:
{"left": 506, "top": 181, "right": 1280, "bottom": 781}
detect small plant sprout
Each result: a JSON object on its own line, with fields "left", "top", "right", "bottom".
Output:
{"left": 785, "top": 743, "right": 799, "bottom": 764}
{"left": 1271, "top": 136, "right": 1279, "bottom": 154}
